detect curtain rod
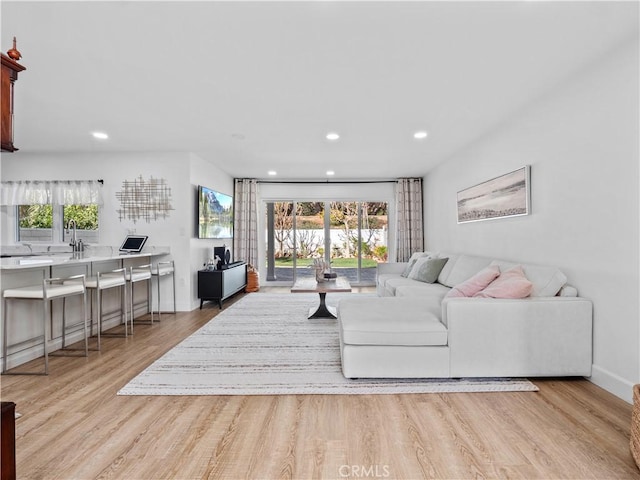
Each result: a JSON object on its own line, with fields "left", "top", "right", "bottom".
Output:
{"left": 1, "top": 179, "right": 103, "bottom": 184}
{"left": 247, "top": 180, "right": 397, "bottom": 185}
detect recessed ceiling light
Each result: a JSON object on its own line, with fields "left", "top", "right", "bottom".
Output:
{"left": 326, "top": 132, "right": 340, "bottom": 141}
{"left": 91, "top": 131, "right": 109, "bottom": 140}
{"left": 268, "top": 170, "right": 277, "bottom": 176}
{"left": 326, "top": 170, "right": 335, "bottom": 176}
{"left": 413, "top": 131, "right": 428, "bottom": 139}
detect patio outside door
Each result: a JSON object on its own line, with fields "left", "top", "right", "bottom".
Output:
{"left": 265, "top": 201, "right": 388, "bottom": 285}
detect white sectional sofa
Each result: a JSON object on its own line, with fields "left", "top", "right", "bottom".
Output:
{"left": 337, "top": 252, "right": 593, "bottom": 379}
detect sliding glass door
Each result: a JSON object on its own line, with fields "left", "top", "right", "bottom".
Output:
{"left": 265, "top": 201, "right": 388, "bottom": 285}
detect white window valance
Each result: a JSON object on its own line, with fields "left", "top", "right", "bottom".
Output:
{"left": 0, "top": 180, "right": 104, "bottom": 206}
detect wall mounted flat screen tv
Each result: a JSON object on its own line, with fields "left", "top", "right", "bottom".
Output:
{"left": 198, "top": 186, "right": 233, "bottom": 239}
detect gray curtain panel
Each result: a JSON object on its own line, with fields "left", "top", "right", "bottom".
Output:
{"left": 233, "top": 178, "right": 259, "bottom": 267}
{"left": 395, "top": 178, "right": 424, "bottom": 262}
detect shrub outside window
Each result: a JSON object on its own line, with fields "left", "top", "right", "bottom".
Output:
{"left": 62, "top": 205, "right": 99, "bottom": 244}
{"left": 17, "top": 204, "right": 99, "bottom": 243}
{"left": 17, "top": 204, "right": 53, "bottom": 242}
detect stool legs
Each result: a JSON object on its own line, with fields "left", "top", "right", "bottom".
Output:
{"left": 2, "top": 295, "right": 50, "bottom": 375}
{"left": 2, "top": 286, "right": 88, "bottom": 376}
{"left": 155, "top": 271, "right": 176, "bottom": 321}
{"left": 2, "top": 298, "right": 6, "bottom": 374}
{"left": 172, "top": 273, "right": 176, "bottom": 314}
{"left": 129, "top": 278, "right": 153, "bottom": 328}
{"left": 42, "top": 293, "right": 50, "bottom": 374}
{"left": 157, "top": 276, "right": 162, "bottom": 321}
{"left": 96, "top": 287, "right": 102, "bottom": 350}
{"left": 52, "top": 295, "right": 88, "bottom": 357}
{"left": 90, "top": 283, "right": 128, "bottom": 350}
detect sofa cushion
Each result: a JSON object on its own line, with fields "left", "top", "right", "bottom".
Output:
{"left": 474, "top": 265, "right": 533, "bottom": 298}
{"left": 395, "top": 285, "right": 449, "bottom": 319}
{"left": 395, "top": 282, "right": 451, "bottom": 302}
{"left": 437, "top": 254, "right": 493, "bottom": 288}
{"left": 384, "top": 276, "right": 425, "bottom": 296}
{"left": 401, "top": 252, "right": 432, "bottom": 277}
{"left": 490, "top": 260, "right": 567, "bottom": 297}
{"left": 446, "top": 265, "right": 500, "bottom": 298}
{"left": 407, "top": 257, "right": 449, "bottom": 283}
{"left": 377, "top": 273, "right": 400, "bottom": 289}
{"left": 338, "top": 297, "right": 447, "bottom": 346}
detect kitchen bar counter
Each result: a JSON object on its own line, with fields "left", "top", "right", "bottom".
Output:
{"left": 0, "top": 247, "right": 170, "bottom": 270}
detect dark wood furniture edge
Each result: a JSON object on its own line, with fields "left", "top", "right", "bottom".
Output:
{"left": 1, "top": 401, "right": 17, "bottom": 480}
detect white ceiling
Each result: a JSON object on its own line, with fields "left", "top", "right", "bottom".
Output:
{"left": 2, "top": 1, "right": 638, "bottom": 180}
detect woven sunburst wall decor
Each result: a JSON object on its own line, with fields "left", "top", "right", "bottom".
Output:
{"left": 115, "top": 175, "right": 174, "bottom": 223}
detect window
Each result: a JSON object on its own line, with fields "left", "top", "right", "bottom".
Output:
{"left": 17, "top": 204, "right": 99, "bottom": 243}
{"left": 3, "top": 180, "right": 103, "bottom": 244}
{"left": 265, "top": 200, "right": 388, "bottom": 285}
{"left": 17, "top": 204, "right": 53, "bottom": 242}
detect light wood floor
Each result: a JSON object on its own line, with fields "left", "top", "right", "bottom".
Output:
{"left": 1, "top": 289, "right": 638, "bottom": 480}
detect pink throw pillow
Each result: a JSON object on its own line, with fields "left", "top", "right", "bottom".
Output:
{"left": 473, "top": 265, "right": 533, "bottom": 299}
{"left": 445, "top": 265, "right": 501, "bottom": 298}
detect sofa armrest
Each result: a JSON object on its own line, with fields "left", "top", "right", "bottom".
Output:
{"left": 377, "top": 262, "right": 407, "bottom": 275}
{"left": 443, "top": 297, "right": 593, "bottom": 377}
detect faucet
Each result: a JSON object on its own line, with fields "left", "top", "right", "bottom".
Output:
{"left": 66, "top": 220, "right": 78, "bottom": 252}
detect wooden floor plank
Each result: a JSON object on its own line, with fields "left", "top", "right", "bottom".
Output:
{"left": 1, "top": 289, "right": 638, "bottom": 479}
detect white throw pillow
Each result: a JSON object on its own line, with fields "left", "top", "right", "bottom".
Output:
{"left": 401, "top": 252, "right": 431, "bottom": 277}
{"left": 407, "top": 257, "right": 449, "bottom": 283}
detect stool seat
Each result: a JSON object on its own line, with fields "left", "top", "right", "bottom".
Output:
{"left": 125, "top": 271, "right": 152, "bottom": 282}
{"left": 4, "top": 283, "right": 85, "bottom": 300}
{"left": 82, "top": 276, "right": 127, "bottom": 290}
{"left": 153, "top": 265, "right": 174, "bottom": 276}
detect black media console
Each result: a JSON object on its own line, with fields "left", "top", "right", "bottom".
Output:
{"left": 198, "top": 261, "right": 247, "bottom": 309}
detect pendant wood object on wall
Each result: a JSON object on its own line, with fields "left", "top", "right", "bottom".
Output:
{"left": 1, "top": 37, "right": 26, "bottom": 153}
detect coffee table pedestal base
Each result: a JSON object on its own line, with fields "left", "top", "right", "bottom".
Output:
{"left": 308, "top": 293, "right": 337, "bottom": 319}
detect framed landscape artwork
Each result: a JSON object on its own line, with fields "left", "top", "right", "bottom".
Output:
{"left": 457, "top": 166, "right": 530, "bottom": 223}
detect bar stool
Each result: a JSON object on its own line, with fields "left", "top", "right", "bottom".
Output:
{"left": 152, "top": 260, "right": 176, "bottom": 320}
{"left": 125, "top": 264, "right": 153, "bottom": 329}
{"left": 2, "top": 274, "right": 88, "bottom": 375}
{"left": 82, "top": 268, "right": 128, "bottom": 350}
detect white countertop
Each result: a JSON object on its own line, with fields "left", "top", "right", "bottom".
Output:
{"left": 0, "top": 247, "right": 170, "bottom": 271}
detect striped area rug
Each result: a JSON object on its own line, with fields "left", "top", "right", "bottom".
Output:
{"left": 118, "top": 293, "right": 538, "bottom": 396}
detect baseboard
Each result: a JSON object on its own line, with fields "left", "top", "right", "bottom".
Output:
{"left": 589, "top": 364, "right": 636, "bottom": 404}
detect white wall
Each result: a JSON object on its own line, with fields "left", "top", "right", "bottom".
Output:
{"left": 0, "top": 151, "right": 232, "bottom": 312}
{"left": 189, "top": 153, "right": 234, "bottom": 310}
{"left": 423, "top": 39, "right": 639, "bottom": 402}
